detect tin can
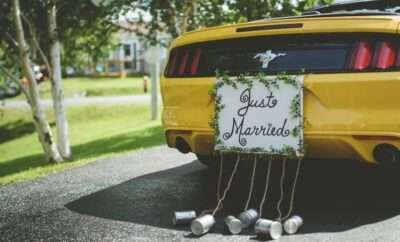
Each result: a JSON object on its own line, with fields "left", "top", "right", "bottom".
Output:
{"left": 224, "top": 215, "right": 242, "bottom": 235}
{"left": 238, "top": 209, "right": 259, "bottom": 228}
{"left": 254, "top": 219, "right": 283, "bottom": 240}
{"left": 172, "top": 211, "right": 197, "bottom": 226}
{"left": 283, "top": 215, "right": 303, "bottom": 234}
{"left": 191, "top": 214, "right": 216, "bottom": 236}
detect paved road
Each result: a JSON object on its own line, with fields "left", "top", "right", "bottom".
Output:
{"left": 2, "top": 95, "right": 150, "bottom": 109}
{"left": 1, "top": 146, "right": 400, "bottom": 242}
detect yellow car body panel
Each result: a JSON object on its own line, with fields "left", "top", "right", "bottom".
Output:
{"left": 161, "top": 16, "right": 400, "bottom": 164}
{"left": 170, "top": 16, "right": 400, "bottom": 48}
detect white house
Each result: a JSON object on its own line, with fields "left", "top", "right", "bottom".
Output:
{"left": 97, "top": 21, "right": 169, "bottom": 76}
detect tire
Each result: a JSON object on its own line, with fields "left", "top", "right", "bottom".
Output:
{"left": 196, "top": 154, "right": 217, "bottom": 167}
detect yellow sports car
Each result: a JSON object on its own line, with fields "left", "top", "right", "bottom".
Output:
{"left": 161, "top": 0, "right": 400, "bottom": 166}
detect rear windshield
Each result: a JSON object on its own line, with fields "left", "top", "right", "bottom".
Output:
{"left": 164, "top": 33, "right": 399, "bottom": 77}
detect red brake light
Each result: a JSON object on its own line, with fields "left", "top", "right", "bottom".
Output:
{"left": 190, "top": 48, "right": 202, "bottom": 75}
{"left": 372, "top": 41, "right": 396, "bottom": 69}
{"left": 167, "top": 50, "right": 178, "bottom": 75}
{"left": 351, "top": 40, "right": 372, "bottom": 70}
{"left": 396, "top": 48, "right": 400, "bottom": 67}
{"left": 178, "top": 49, "right": 189, "bottom": 75}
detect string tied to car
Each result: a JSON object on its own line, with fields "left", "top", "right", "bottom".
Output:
{"left": 174, "top": 68, "right": 306, "bottom": 240}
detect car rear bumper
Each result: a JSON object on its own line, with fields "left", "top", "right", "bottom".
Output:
{"left": 161, "top": 72, "right": 400, "bottom": 164}
{"left": 165, "top": 129, "right": 400, "bottom": 163}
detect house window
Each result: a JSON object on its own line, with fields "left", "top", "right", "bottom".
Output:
{"left": 123, "top": 44, "right": 131, "bottom": 57}
{"left": 124, "top": 61, "right": 132, "bottom": 70}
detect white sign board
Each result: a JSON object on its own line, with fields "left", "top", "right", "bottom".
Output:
{"left": 215, "top": 75, "right": 304, "bottom": 157}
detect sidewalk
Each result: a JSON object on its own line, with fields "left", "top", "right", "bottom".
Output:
{"left": 2, "top": 94, "right": 150, "bottom": 109}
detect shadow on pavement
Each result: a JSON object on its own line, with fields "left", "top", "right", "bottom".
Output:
{"left": 66, "top": 158, "right": 400, "bottom": 235}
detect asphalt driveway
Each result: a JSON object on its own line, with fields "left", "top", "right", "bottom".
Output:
{"left": 1, "top": 146, "right": 400, "bottom": 242}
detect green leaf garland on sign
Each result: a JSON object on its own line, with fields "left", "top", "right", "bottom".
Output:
{"left": 210, "top": 70, "right": 306, "bottom": 159}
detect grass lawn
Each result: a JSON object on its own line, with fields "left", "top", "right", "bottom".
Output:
{"left": 13, "top": 76, "right": 148, "bottom": 100}
{"left": 0, "top": 104, "right": 164, "bottom": 185}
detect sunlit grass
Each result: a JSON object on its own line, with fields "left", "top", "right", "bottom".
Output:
{"left": 0, "top": 104, "right": 163, "bottom": 185}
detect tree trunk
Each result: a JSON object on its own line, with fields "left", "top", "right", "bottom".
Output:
{"left": 180, "top": 0, "right": 197, "bottom": 34}
{"left": 48, "top": 4, "right": 72, "bottom": 160}
{"left": 165, "top": 0, "right": 181, "bottom": 37}
{"left": 12, "top": 0, "right": 62, "bottom": 163}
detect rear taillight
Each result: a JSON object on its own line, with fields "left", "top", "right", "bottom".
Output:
{"left": 350, "top": 40, "right": 372, "bottom": 70}
{"left": 396, "top": 49, "right": 400, "bottom": 67}
{"left": 166, "top": 37, "right": 400, "bottom": 77}
{"left": 167, "top": 50, "right": 178, "bottom": 76}
{"left": 372, "top": 41, "right": 396, "bottom": 69}
{"left": 165, "top": 47, "right": 203, "bottom": 77}
{"left": 190, "top": 48, "right": 202, "bottom": 75}
{"left": 178, "top": 49, "right": 189, "bottom": 75}
{"left": 350, "top": 40, "right": 398, "bottom": 71}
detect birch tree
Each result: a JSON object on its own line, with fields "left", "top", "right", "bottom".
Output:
{"left": 12, "top": 0, "right": 62, "bottom": 162}
{"left": 1, "top": 0, "right": 117, "bottom": 162}
{"left": 48, "top": 2, "right": 71, "bottom": 160}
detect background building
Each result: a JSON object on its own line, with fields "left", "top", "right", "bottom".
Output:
{"left": 96, "top": 21, "right": 168, "bottom": 77}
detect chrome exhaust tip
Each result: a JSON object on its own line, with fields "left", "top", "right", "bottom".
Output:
{"left": 175, "top": 137, "right": 191, "bottom": 154}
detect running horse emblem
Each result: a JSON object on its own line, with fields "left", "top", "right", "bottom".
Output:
{"left": 254, "top": 50, "right": 286, "bottom": 68}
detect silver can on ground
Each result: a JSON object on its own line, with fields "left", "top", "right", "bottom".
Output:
{"left": 224, "top": 215, "right": 242, "bottom": 235}
{"left": 191, "top": 214, "right": 216, "bottom": 236}
{"left": 238, "top": 209, "right": 259, "bottom": 228}
{"left": 284, "top": 215, "right": 303, "bottom": 234}
{"left": 254, "top": 219, "right": 283, "bottom": 240}
{"left": 172, "top": 211, "right": 197, "bottom": 226}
